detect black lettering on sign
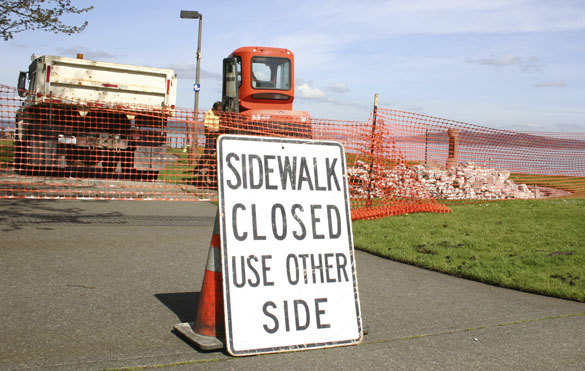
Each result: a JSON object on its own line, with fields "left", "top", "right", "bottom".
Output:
{"left": 232, "top": 203, "right": 247, "bottom": 241}
{"left": 231, "top": 254, "right": 274, "bottom": 288}
{"left": 225, "top": 153, "right": 341, "bottom": 191}
{"left": 294, "top": 300, "right": 310, "bottom": 331}
{"left": 310, "top": 205, "right": 325, "bottom": 239}
{"left": 251, "top": 204, "right": 266, "bottom": 240}
{"left": 297, "top": 157, "right": 313, "bottom": 190}
{"left": 286, "top": 254, "right": 299, "bottom": 285}
{"left": 315, "top": 298, "right": 330, "bottom": 329}
{"left": 327, "top": 205, "right": 341, "bottom": 239}
{"left": 311, "top": 253, "right": 324, "bottom": 283}
{"left": 261, "top": 298, "right": 331, "bottom": 334}
{"left": 271, "top": 203, "right": 287, "bottom": 240}
{"left": 241, "top": 154, "right": 248, "bottom": 189}
{"left": 326, "top": 157, "right": 341, "bottom": 191}
{"left": 313, "top": 157, "right": 326, "bottom": 191}
{"left": 232, "top": 256, "right": 246, "bottom": 288}
{"left": 278, "top": 156, "right": 297, "bottom": 190}
{"left": 284, "top": 253, "right": 350, "bottom": 285}
{"left": 226, "top": 153, "right": 241, "bottom": 189}
{"left": 262, "top": 255, "right": 274, "bottom": 286}
{"left": 262, "top": 301, "right": 278, "bottom": 334}
{"left": 284, "top": 300, "right": 290, "bottom": 332}
{"left": 324, "top": 253, "right": 335, "bottom": 283}
{"left": 264, "top": 155, "right": 277, "bottom": 190}
{"left": 291, "top": 204, "right": 306, "bottom": 240}
{"left": 246, "top": 255, "right": 261, "bottom": 287}
{"left": 231, "top": 203, "right": 340, "bottom": 242}
{"left": 299, "top": 254, "right": 309, "bottom": 284}
{"left": 336, "top": 253, "right": 349, "bottom": 282}
{"left": 249, "top": 154, "right": 263, "bottom": 189}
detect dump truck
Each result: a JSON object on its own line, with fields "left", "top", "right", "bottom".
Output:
{"left": 221, "top": 46, "right": 312, "bottom": 138}
{"left": 14, "top": 54, "right": 177, "bottom": 180}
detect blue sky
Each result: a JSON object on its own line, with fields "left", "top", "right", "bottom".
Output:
{"left": 2, "top": 0, "right": 584, "bottom": 131}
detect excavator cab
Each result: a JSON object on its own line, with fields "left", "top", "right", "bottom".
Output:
{"left": 221, "top": 46, "right": 311, "bottom": 138}
{"left": 222, "top": 47, "right": 295, "bottom": 112}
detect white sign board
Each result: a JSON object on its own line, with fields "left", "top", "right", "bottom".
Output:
{"left": 217, "top": 135, "right": 362, "bottom": 356}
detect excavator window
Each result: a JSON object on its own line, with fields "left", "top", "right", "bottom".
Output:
{"left": 251, "top": 57, "right": 291, "bottom": 90}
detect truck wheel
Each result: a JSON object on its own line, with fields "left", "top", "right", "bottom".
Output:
{"left": 102, "top": 151, "right": 120, "bottom": 178}
{"left": 135, "top": 170, "right": 159, "bottom": 182}
{"left": 13, "top": 140, "right": 27, "bottom": 174}
{"left": 119, "top": 150, "right": 134, "bottom": 180}
{"left": 13, "top": 140, "right": 22, "bottom": 168}
{"left": 102, "top": 161, "right": 117, "bottom": 178}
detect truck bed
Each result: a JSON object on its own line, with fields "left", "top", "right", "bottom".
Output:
{"left": 29, "top": 55, "right": 177, "bottom": 110}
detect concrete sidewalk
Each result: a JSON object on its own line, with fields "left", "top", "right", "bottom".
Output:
{"left": 1, "top": 199, "right": 584, "bottom": 370}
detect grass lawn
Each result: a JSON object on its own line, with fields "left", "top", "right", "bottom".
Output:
{"left": 0, "top": 139, "right": 14, "bottom": 168}
{"left": 159, "top": 147, "right": 197, "bottom": 184}
{"left": 352, "top": 198, "right": 585, "bottom": 302}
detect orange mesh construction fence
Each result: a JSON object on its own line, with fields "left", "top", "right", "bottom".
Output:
{"left": 375, "top": 108, "right": 585, "bottom": 203}
{"left": 1, "top": 84, "right": 584, "bottom": 220}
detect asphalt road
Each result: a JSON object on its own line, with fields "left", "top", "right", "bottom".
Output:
{"left": 1, "top": 199, "right": 584, "bottom": 370}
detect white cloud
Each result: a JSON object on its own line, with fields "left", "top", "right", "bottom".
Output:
{"left": 536, "top": 81, "right": 567, "bottom": 88}
{"left": 168, "top": 62, "right": 221, "bottom": 81}
{"left": 55, "top": 46, "right": 117, "bottom": 61}
{"left": 466, "top": 55, "right": 522, "bottom": 67}
{"left": 551, "top": 122, "right": 585, "bottom": 131}
{"left": 302, "top": 0, "right": 585, "bottom": 36}
{"left": 328, "top": 82, "right": 350, "bottom": 93}
{"left": 296, "top": 82, "right": 327, "bottom": 99}
{"left": 465, "top": 55, "right": 543, "bottom": 72}
{"left": 295, "top": 81, "right": 370, "bottom": 114}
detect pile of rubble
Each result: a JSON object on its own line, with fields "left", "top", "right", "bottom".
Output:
{"left": 348, "top": 161, "right": 538, "bottom": 200}
{"left": 411, "top": 162, "right": 537, "bottom": 200}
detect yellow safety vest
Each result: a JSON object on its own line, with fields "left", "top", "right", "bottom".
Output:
{"left": 204, "top": 110, "right": 220, "bottom": 132}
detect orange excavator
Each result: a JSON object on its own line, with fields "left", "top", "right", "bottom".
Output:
{"left": 221, "top": 46, "right": 312, "bottom": 138}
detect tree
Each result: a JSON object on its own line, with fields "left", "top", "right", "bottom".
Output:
{"left": 0, "top": 0, "right": 93, "bottom": 41}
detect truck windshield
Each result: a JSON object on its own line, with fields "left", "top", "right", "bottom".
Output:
{"left": 251, "top": 57, "right": 291, "bottom": 90}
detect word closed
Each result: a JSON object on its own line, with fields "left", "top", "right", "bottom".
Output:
{"left": 231, "top": 203, "right": 342, "bottom": 241}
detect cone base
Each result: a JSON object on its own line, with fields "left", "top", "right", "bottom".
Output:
{"left": 173, "top": 322, "right": 224, "bottom": 351}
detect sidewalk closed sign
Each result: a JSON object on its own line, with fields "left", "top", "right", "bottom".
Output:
{"left": 217, "top": 135, "right": 362, "bottom": 356}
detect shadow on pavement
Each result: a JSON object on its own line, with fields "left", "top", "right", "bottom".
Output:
{"left": 155, "top": 292, "right": 200, "bottom": 323}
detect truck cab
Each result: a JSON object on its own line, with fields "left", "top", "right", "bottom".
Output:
{"left": 222, "top": 46, "right": 311, "bottom": 137}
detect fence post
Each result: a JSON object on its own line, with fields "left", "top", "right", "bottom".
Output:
{"left": 367, "top": 94, "right": 379, "bottom": 207}
{"left": 446, "top": 128, "right": 459, "bottom": 168}
{"left": 425, "top": 128, "right": 428, "bottom": 165}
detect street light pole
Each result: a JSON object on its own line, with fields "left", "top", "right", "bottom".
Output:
{"left": 180, "top": 10, "right": 202, "bottom": 166}
{"left": 195, "top": 15, "right": 202, "bottom": 115}
{"left": 180, "top": 10, "right": 202, "bottom": 116}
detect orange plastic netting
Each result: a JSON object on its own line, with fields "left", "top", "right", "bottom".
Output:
{"left": 1, "top": 84, "right": 583, "bottom": 220}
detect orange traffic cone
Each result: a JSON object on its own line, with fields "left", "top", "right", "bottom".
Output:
{"left": 174, "top": 210, "right": 224, "bottom": 350}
